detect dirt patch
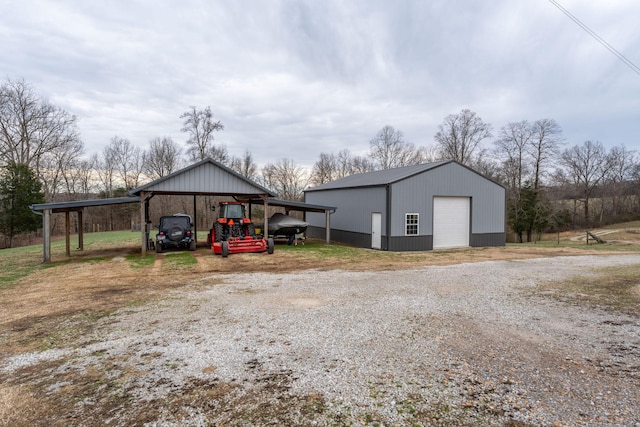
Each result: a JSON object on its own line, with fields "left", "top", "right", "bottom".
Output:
{"left": 2, "top": 245, "right": 640, "bottom": 426}
{"left": 0, "top": 244, "right": 632, "bottom": 358}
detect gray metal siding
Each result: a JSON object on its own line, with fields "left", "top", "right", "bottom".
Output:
{"left": 143, "top": 162, "right": 265, "bottom": 194}
{"left": 390, "top": 162, "right": 505, "bottom": 237}
{"left": 306, "top": 186, "right": 387, "bottom": 235}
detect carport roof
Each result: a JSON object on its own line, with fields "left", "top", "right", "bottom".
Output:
{"left": 30, "top": 196, "right": 141, "bottom": 213}
{"left": 244, "top": 197, "right": 336, "bottom": 213}
{"left": 129, "top": 157, "right": 277, "bottom": 197}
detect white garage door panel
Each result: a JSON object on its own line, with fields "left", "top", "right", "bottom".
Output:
{"left": 433, "top": 197, "right": 470, "bottom": 249}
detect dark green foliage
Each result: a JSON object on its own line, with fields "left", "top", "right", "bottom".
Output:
{"left": 0, "top": 162, "right": 45, "bottom": 247}
{"left": 508, "top": 184, "right": 550, "bottom": 243}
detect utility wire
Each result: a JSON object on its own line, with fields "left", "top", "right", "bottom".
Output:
{"left": 548, "top": 0, "right": 640, "bottom": 76}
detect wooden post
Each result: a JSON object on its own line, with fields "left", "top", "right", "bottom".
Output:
{"left": 262, "top": 195, "right": 269, "bottom": 238}
{"left": 65, "top": 211, "right": 71, "bottom": 256}
{"left": 140, "top": 191, "right": 147, "bottom": 255}
{"left": 43, "top": 209, "right": 51, "bottom": 263}
{"left": 78, "top": 210, "right": 84, "bottom": 250}
{"left": 193, "top": 195, "right": 197, "bottom": 243}
{"left": 325, "top": 209, "right": 331, "bottom": 244}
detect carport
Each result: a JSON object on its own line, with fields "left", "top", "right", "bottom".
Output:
{"left": 129, "top": 158, "right": 278, "bottom": 255}
{"left": 130, "top": 158, "right": 336, "bottom": 254}
{"left": 29, "top": 158, "right": 336, "bottom": 262}
{"left": 30, "top": 196, "right": 141, "bottom": 263}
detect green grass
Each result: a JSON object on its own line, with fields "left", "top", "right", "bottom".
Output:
{"left": 163, "top": 252, "right": 198, "bottom": 268}
{"left": 126, "top": 253, "right": 156, "bottom": 269}
{"left": 0, "top": 243, "right": 48, "bottom": 289}
{"left": 0, "top": 231, "right": 142, "bottom": 288}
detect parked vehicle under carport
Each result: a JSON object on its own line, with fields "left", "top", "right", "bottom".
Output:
{"left": 155, "top": 214, "right": 196, "bottom": 253}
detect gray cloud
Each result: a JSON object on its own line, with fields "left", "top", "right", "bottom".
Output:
{"left": 2, "top": 0, "right": 639, "bottom": 168}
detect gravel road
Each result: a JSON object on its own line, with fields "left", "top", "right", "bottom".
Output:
{"left": 4, "top": 254, "right": 640, "bottom": 426}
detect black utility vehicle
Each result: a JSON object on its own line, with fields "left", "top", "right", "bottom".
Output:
{"left": 155, "top": 214, "right": 196, "bottom": 253}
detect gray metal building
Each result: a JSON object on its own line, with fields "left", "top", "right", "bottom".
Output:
{"left": 304, "top": 160, "right": 506, "bottom": 251}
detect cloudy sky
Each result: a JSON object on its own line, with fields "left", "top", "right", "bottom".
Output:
{"left": 2, "top": 0, "right": 639, "bottom": 169}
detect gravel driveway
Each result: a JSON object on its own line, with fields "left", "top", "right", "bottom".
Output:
{"left": 5, "top": 255, "right": 640, "bottom": 426}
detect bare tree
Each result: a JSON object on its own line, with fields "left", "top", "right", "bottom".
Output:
{"left": 311, "top": 149, "right": 378, "bottom": 186}
{"left": 205, "top": 143, "right": 230, "bottom": 165}
{"left": 559, "top": 140, "right": 612, "bottom": 226}
{"left": 434, "top": 109, "right": 492, "bottom": 166}
{"left": 261, "top": 158, "right": 309, "bottom": 201}
{"left": 350, "top": 155, "right": 376, "bottom": 175}
{"left": 494, "top": 120, "right": 533, "bottom": 191}
{"left": 39, "top": 138, "right": 85, "bottom": 200}
{"left": 94, "top": 146, "right": 117, "bottom": 198}
{"left": 605, "top": 145, "right": 636, "bottom": 217}
{"left": 70, "top": 157, "right": 96, "bottom": 196}
{"left": 336, "top": 149, "right": 353, "bottom": 178}
{"left": 0, "top": 78, "right": 83, "bottom": 185}
{"left": 529, "top": 118, "right": 563, "bottom": 190}
{"left": 230, "top": 150, "right": 258, "bottom": 180}
{"left": 180, "top": 106, "right": 224, "bottom": 161}
{"left": 143, "top": 136, "right": 183, "bottom": 180}
{"left": 108, "top": 136, "right": 143, "bottom": 190}
{"left": 311, "top": 152, "right": 338, "bottom": 185}
{"left": 369, "top": 125, "right": 426, "bottom": 169}
{"left": 336, "top": 149, "right": 375, "bottom": 178}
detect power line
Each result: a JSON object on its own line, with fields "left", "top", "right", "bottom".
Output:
{"left": 548, "top": 0, "right": 640, "bottom": 77}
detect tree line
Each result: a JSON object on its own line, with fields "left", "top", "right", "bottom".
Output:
{"left": 1, "top": 78, "right": 639, "bottom": 246}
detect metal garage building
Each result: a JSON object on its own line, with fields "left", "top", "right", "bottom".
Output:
{"left": 304, "top": 160, "right": 506, "bottom": 251}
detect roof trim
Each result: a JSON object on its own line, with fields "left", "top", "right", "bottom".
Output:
{"left": 241, "top": 197, "right": 336, "bottom": 213}
{"left": 30, "top": 197, "right": 141, "bottom": 213}
{"left": 129, "top": 157, "right": 277, "bottom": 197}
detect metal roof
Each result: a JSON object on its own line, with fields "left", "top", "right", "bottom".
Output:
{"left": 305, "top": 160, "right": 451, "bottom": 192}
{"left": 129, "top": 157, "right": 276, "bottom": 197}
{"left": 242, "top": 197, "right": 336, "bottom": 213}
{"left": 30, "top": 197, "right": 141, "bottom": 213}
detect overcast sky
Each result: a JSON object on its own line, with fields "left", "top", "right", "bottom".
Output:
{"left": 2, "top": 0, "right": 639, "bottom": 169}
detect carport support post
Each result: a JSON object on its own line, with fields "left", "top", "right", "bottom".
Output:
{"left": 325, "top": 209, "right": 331, "bottom": 244}
{"left": 65, "top": 211, "right": 71, "bottom": 256}
{"left": 43, "top": 209, "right": 51, "bottom": 263}
{"left": 77, "top": 210, "right": 84, "bottom": 250}
{"left": 140, "top": 191, "right": 147, "bottom": 255}
{"left": 261, "top": 195, "right": 269, "bottom": 238}
{"left": 193, "top": 195, "right": 197, "bottom": 243}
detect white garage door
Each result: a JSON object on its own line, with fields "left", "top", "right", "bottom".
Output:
{"left": 433, "top": 197, "right": 470, "bottom": 249}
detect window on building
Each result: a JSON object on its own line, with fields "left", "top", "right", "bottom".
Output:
{"left": 405, "top": 213, "right": 419, "bottom": 235}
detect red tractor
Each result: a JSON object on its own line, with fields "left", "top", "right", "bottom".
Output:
{"left": 208, "top": 201, "right": 274, "bottom": 257}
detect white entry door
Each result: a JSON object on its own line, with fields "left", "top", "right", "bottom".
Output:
{"left": 433, "top": 197, "right": 470, "bottom": 249}
{"left": 371, "top": 212, "right": 382, "bottom": 249}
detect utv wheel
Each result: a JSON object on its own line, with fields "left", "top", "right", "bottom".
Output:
{"left": 189, "top": 240, "right": 196, "bottom": 251}
{"left": 156, "top": 243, "right": 162, "bottom": 253}
{"left": 221, "top": 241, "right": 229, "bottom": 257}
{"left": 267, "top": 238, "right": 275, "bottom": 254}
